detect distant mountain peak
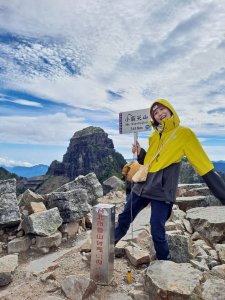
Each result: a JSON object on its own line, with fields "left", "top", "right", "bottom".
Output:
{"left": 73, "top": 126, "right": 105, "bottom": 138}
{"left": 47, "top": 126, "right": 126, "bottom": 182}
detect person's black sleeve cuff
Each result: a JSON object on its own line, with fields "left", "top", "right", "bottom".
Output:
{"left": 202, "top": 169, "right": 225, "bottom": 205}
{"left": 137, "top": 148, "right": 146, "bottom": 164}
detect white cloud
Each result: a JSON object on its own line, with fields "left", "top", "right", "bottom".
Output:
{"left": 0, "top": 113, "right": 91, "bottom": 145}
{"left": 11, "top": 99, "right": 43, "bottom": 107}
{"left": 0, "top": 157, "right": 32, "bottom": 167}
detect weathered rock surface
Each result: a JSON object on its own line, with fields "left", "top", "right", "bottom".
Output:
{"left": 167, "top": 233, "right": 192, "bottom": 263}
{"left": 47, "top": 126, "right": 126, "bottom": 182}
{"left": 128, "top": 290, "right": 149, "bottom": 300}
{"left": 18, "top": 189, "right": 45, "bottom": 207}
{"left": 54, "top": 172, "right": 103, "bottom": 206}
{"left": 0, "top": 254, "right": 18, "bottom": 286}
{"left": 26, "top": 201, "right": 46, "bottom": 214}
{"left": 176, "top": 195, "right": 221, "bottom": 212}
{"left": 142, "top": 261, "right": 202, "bottom": 299}
{"left": 211, "top": 264, "right": 225, "bottom": 278}
{"left": 61, "top": 275, "right": 97, "bottom": 300}
{"left": 0, "top": 179, "right": 21, "bottom": 226}
{"left": 8, "top": 235, "right": 32, "bottom": 254}
{"left": 59, "top": 221, "right": 80, "bottom": 238}
{"left": 47, "top": 189, "right": 90, "bottom": 223}
{"left": 21, "top": 207, "right": 63, "bottom": 236}
{"left": 36, "top": 231, "right": 62, "bottom": 249}
{"left": 125, "top": 243, "right": 150, "bottom": 266}
{"left": 202, "top": 277, "right": 225, "bottom": 300}
{"left": 215, "top": 244, "right": 225, "bottom": 263}
{"left": 186, "top": 206, "right": 225, "bottom": 244}
{"left": 102, "top": 176, "right": 125, "bottom": 195}
{"left": 184, "top": 186, "right": 212, "bottom": 197}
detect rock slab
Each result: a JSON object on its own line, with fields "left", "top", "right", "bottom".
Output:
{"left": 21, "top": 207, "right": 63, "bottom": 236}
{"left": 0, "top": 179, "right": 21, "bottom": 226}
{"left": 61, "top": 275, "right": 97, "bottom": 300}
{"left": 47, "top": 189, "right": 90, "bottom": 223}
{"left": 0, "top": 254, "right": 18, "bottom": 286}
{"left": 186, "top": 206, "right": 225, "bottom": 244}
{"left": 142, "top": 261, "right": 202, "bottom": 300}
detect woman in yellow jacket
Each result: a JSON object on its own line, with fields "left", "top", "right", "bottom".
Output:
{"left": 115, "top": 99, "right": 225, "bottom": 260}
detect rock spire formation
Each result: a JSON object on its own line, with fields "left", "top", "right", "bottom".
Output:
{"left": 47, "top": 126, "right": 126, "bottom": 182}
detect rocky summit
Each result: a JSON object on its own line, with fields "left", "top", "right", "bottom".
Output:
{"left": 47, "top": 126, "right": 126, "bottom": 182}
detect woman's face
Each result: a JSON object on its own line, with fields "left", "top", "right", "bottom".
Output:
{"left": 153, "top": 106, "right": 172, "bottom": 124}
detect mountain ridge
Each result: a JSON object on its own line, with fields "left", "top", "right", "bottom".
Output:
{"left": 2, "top": 164, "right": 48, "bottom": 178}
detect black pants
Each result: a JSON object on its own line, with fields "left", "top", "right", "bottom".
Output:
{"left": 115, "top": 192, "right": 173, "bottom": 260}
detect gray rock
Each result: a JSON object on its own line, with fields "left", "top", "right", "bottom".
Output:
{"left": 8, "top": 235, "right": 32, "bottom": 254}
{"left": 0, "top": 254, "right": 18, "bottom": 286}
{"left": 182, "top": 218, "right": 194, "bottom": 233}
{"left": 61, "top": 275, "right": 97, "bottom": 300}
{"left": 18, "top": 189, "right": 45, "bottom": 207}
{"left": 211, "top": 264, "right": 225, "bottom": 278}
{"left": 54, "top": 172, "right": 103, "bottom": 206}
{"left": 125, "top": 243, "right": 150, "bottom": 266}
{"left": 0, "top": 178, "right": 16, "bottom": 194}
{"left": 202, "top": 277, "right": 225, "bottom": 300}
{"left": 167, "top": 233, "right": 192, "bottom": 263}
{"left": 204, "top": 195, "right": 223, "bottom": 206}
{"left": 59, "top": 221, "right": 80, "bottom": 238}
{"left": 115, "top": 241, "right": 128, "bottom": 258}
{"left": 215, "top": 244, "right": 225, "bottom": 263}
{"left": 128, "top": 290, "right": 149, "bottom": 300}
{"left": 0, "top": 179, "right": 21, "bottom": 226}
{"left": 165, "top": 221, "right": 177, "bottom": 231}
{"left": 169, "top": 208, "right": 186, "bottom": 222}
{"left": 176, "top": 196, "right": 208, "bottom": 212}
{"left": 142, "top": 261, "right": 202, "bottom": 300}
{"left": 186, "top": 206, "right": 225, "bottom": 244}
{"left": 47, "top": 189, "right": 90, "bottom": 223}
{"left": 190, "top": 259, "right": 209, "bottom": 272}
{"left": 21, "top": 207, "right": 63, "bottom": 236}
{"left": 185, "top": 186, "right": 211, "bottom": 197}
{"left": 102, "top": 176, "right": 125, "bottom": 194}
{"left": 36, "top": 231, "right": 62, "bottom": 249}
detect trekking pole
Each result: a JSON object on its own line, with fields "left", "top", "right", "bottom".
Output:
{"left": 131, "top": 132, "right": 138, "bottom": 246}
{"left": 127, "top": 132, "right": 138, "bottom": 283}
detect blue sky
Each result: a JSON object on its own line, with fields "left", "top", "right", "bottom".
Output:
{"left": 0, "top": 0, "right": 225, "bottom": 167}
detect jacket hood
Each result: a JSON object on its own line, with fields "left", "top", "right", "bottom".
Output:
{"left": 150, "top": 99, "right": 180, "bottom": 130}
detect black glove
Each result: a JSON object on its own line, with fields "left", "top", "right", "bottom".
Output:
{"left": 202, "top": 169, "right": 225, "bottom": 205}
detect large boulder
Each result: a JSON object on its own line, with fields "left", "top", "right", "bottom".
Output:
{"left": 186, "top": 206, "right": 225, "bottom": 244}
{"left": 0, "top": 254, "right": 18, "bottom": 286}
{"left": 61, "top": 275, "right": 97, "bottom": 300}
{"left": 0, "top": 179, "right": 21, "bottom": 227}
{"left": 54, "top": 172, "right": 103, "bottom": 206}
{"left": 8, "top": 236, "right": 32, "bottom": 254}
{"left": 47, "top": 189, "right": 90, "bottom": 223}
{"left": 21, "top": 207, "right": 63, "bottom": 236}
{"left": 18, "top": 189, "right": 45, "bottom": 207}
{"left": 202, "top": 277, "right": 225, "bottom": 300}
{"left": 142, "top": 261, "right": 202, "bottom": 299}
{"left": 167, "top": 233, "right": 193, "bottom": 263}
{"left": 102, "top": 176, "right": 125, "bottom": 195}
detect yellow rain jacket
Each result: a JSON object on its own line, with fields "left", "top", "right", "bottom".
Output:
{"left": 132, "top": 99, "right": 214, "bottom": 203}
{"left": 144, "top": 99, "right": 214, "bottom": 176}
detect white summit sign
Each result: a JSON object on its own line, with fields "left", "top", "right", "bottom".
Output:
{"left": 119, "top": 108, "right": 151, "bottom": 134}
